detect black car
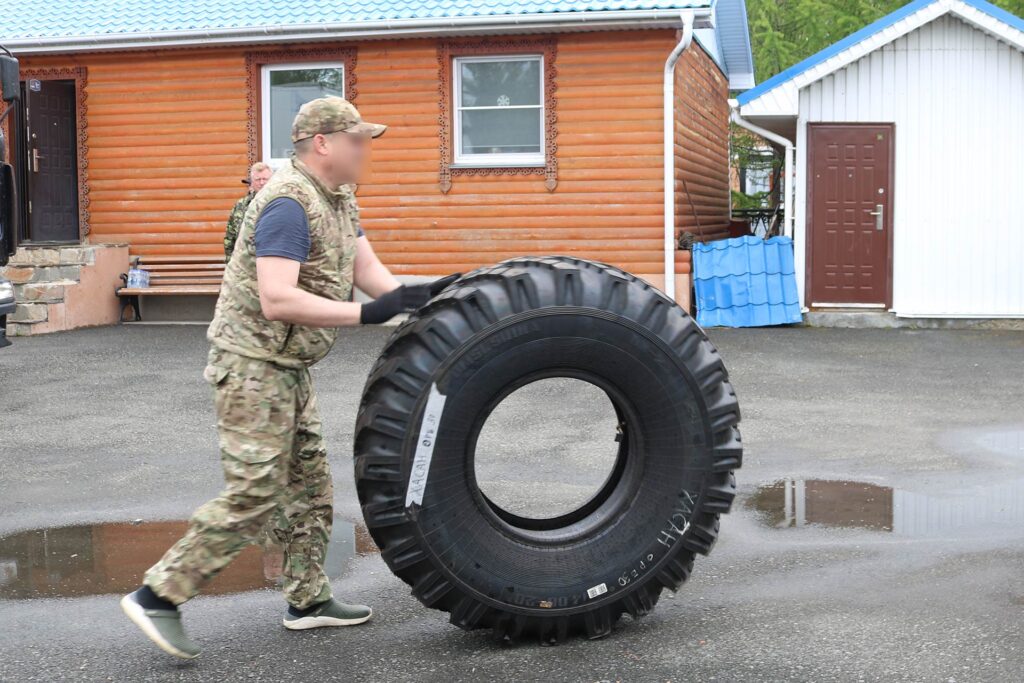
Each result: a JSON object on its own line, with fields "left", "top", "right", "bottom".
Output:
{"left": 0, "top": 274, "right": 12, "bottom": 348}
{"left": 1, "top": 48, "right": 18, "bottom": 348}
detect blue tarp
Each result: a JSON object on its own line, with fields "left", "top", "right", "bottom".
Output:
{"left": 692, "top": 235, "right": 802, "bottom": 328}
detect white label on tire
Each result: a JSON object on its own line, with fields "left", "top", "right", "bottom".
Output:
{"left": 405, "top": 383, "right": 447, "bottom": 508}
{"left": 587, "top": 583, "right": 608, "bottom": 599}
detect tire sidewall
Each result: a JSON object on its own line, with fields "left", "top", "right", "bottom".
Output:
{"left": 404, "top": 307, "right": 716, "bottom": 616}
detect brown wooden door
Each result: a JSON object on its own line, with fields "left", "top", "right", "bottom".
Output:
{"left": 25, "top": 79, "right": 79, "bottom": 243}
{"left": 807, "top": 124, "right": 893, "bottom": 306}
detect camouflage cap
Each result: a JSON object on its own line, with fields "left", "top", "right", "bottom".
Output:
{"left": 291, "top": 96, "right": 386, "bottom": 143}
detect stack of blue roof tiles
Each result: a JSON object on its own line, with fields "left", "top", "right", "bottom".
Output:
{"left": 692, "top": 235, "right": 802, "bottom": 328}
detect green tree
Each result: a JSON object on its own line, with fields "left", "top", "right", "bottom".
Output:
{"left": 731, "top": 122, "right": 781, "bottom": 208}
{"left": 747, "top": 0, "right": 1024, "bottom": 83}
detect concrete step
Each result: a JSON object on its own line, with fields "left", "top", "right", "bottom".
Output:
{"left": 804, "top": 311, "right": 901, "bottom": 329}
{"left": 805, "top": 310, "right": 1024, "bottom": 330}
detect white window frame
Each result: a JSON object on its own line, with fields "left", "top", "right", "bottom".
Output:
{"left": 452, "top": 54, "right": 545, "bottom": 168}
{"left": 261, "top": 61, "right": 346, "bottom": 167}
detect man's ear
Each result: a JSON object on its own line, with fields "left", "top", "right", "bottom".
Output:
{"left": 314, "top": 134, "right": 330, "bottom": 156}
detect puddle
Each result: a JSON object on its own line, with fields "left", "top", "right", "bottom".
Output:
{"left": 0, "top": 517, "right": 377, "bottom": 601}
{"left": 747, "top": 478, "right": 1024, "bottom": 537}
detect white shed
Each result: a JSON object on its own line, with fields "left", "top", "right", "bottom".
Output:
{"left": 735, "top": 0, "right": 1024, "bottom": 318}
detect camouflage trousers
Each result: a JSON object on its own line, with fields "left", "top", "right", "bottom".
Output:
{"left": 144, "top": 346, "right": 333, "bottom": 610}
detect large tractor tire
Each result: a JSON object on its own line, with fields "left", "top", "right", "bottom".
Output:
{"left": 354, "top": 256, "right": 741, "bottom": 642}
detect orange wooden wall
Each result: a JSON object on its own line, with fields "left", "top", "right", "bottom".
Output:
{"left": 22, "top": 50, "right": 249, "bottom": 255}
{"left": 675, "top": 43, "right": 732, "bottom": 243}
{"left": 22, "top": 30, "right": 730, "bottom": 278}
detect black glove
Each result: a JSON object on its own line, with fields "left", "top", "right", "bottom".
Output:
{"left": 360, "top": 273, "right": 462, "bottom": 324}
{"left": 430, "top": 272, "right": 462, "bottom": 295}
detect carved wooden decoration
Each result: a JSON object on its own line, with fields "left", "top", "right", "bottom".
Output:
{"left": 7, "top": 66, "right": 90, "bottom": 237}
{"left": 437, "top": 37, "right": 558, "bottom": 194}
{"left": 245, "top": 47, "right": 358, "bottom": 165}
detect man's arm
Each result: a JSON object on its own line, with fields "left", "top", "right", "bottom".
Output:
{"left": 224, "top": 200, "right": 244, "bottom": 260}
{"left": 253, "top": 198, "right": 363, "bottom": 326}
{"left": 253, "top": 197, "right": 459, "bottom": 327}
{"left": 257, "top": 256, "right": 362, "bottom": 326}
{"left": 257, "top": 257, "right": 459, "bottom": 327}
{"left": 353, "top": 235, "right": 401, "bottom": 298}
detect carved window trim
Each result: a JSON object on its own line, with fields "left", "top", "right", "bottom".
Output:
{"left": 245, "top": 47, "right": 357, "bottom": 166}
{"left": 438, "top": 37, "right": 558, "bottom": 193}
{"left": 6, "top": 66, "right": 90, "bottom": 238}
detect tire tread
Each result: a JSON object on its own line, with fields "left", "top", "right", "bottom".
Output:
{"left": 355, "top": 255, "right": 741, "bottom": 643}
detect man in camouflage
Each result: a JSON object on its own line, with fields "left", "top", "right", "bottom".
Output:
{"left": 121, "top": 97, "right": 459, "bottom": 660}
{"left": 224, "top": 162, "right": 273, "bottom": 261}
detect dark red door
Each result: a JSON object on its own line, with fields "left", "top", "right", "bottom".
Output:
{"left": 807, "top": 124, "right": 893, "bottom": 306}
{"left": 25, "top": 79, "right": 79, "bottom": 243}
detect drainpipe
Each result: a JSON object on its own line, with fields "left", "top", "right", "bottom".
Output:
{"left": 729, "top": 103, "right": 795, "bottom": 238}
{"left": 662, "top": 12, "right": 694, "bottom": 302}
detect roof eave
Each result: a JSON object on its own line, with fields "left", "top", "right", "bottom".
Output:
{"left": 729, "top": 72, "right": 755, "bottom": 90}
{"left": 711, "top": 0, "right": 756, "bottom": 90}
{"left": 3, "top": 8, "right": 715, "bottom": 55}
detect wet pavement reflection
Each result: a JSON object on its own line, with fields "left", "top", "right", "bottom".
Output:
{"left": 0, "top": 517, "right": 377, "bottom": 600}
{"left": 747, "top": 478, "right": 1024, "bottom": 536}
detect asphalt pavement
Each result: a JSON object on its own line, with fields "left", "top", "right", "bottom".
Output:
{"left": 0, "top": 324, "right": 1022, "bottom": 682}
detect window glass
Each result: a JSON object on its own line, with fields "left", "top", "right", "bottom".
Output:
{"left": 265, "top": 66, "right": 344, "bottom": 161}
{"left": 461, "top": 109, "right": 541, "bottom": 155}
{"left": 459, "top": 60, "right": 541, "bottom": 107}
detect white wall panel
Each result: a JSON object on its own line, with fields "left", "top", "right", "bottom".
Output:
{"left": 799, "top": 15, "right": 1024, "bottom": 316}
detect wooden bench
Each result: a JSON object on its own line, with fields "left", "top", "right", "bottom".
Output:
{"left": 116, "top": 255, "right": 224, "bottom": 322}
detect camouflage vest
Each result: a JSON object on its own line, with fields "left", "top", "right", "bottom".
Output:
{"left": 207, "top": 158, "right": 359, "bottom": 368}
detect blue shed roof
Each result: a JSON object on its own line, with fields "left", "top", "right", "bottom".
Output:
{"left": 737, "top": 0, "right": 1024, "bottom": 105}
{"left": 0, "top": 0, "right": 711, "bottom": 40}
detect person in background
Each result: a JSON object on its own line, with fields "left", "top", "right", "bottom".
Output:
{"left": 224, "top": 162, "right": 273, "bottom": 260}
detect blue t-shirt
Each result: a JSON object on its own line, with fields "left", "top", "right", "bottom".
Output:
{"left": 254, "top": 197, "right": 364, "bottom": 263}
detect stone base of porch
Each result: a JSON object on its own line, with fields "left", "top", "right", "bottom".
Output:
{"left": 2, "top": 244, "right": 130, "bottom": 336}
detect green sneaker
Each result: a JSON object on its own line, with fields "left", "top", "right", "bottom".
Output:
{"left": 120, "top": 589, "right": 200, "bottom": 659}
{"left": 283, "top": 599, "right": 373, "bottom": 630}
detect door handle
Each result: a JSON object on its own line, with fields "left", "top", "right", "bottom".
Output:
{"left": 32, "top": 148, "right": 44, "bottom": 173}
{"left": 868, "top": 204, "right": 883, "bottom": 231}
